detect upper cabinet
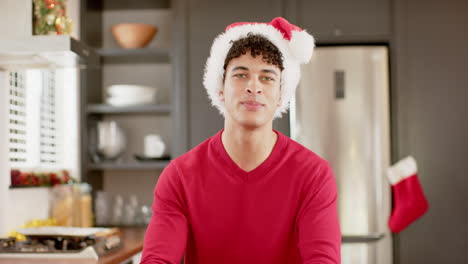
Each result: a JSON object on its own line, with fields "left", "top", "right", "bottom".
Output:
{"left": 295, "top": 0, "right": 391, "bottom": 42}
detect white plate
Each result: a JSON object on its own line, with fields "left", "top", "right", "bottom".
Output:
{"left": 16, "top": 226, "right": 112, "bottom": 237}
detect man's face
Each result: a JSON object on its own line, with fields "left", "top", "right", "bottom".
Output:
{"left": 220, "top": 52, "right": 281, "bottom": 129}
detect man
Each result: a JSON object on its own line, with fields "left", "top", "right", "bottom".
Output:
{"left": 141, "top": 17, "right": 341, "bottom": 264}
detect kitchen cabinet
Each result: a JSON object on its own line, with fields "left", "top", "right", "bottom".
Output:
{"left": 79, "top": 0, "right": 188, "bottom": 208}
{"left": 295, "top": 0, "right": 391, "bottom": 42}
{"left": 390, "top": 0, "right": 468, "bottom": 263}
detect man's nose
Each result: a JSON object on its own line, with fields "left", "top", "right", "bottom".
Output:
{"left": 245, "top": 77, "right": 263, "bottom": 94}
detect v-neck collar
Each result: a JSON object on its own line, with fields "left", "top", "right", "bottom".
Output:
{"left": 210, "top": 128, "right": 289, "bottom": 182}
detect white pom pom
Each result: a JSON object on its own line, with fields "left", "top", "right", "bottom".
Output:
{"left": 290, "top": 30, "right": 315, "bottom": 64}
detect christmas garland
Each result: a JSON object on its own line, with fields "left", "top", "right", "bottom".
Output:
{"left": 10, "top": 169, "right": 77, "bottom": 187}
{"left": 33, "top": 0, "right": 72, "bottom": 35}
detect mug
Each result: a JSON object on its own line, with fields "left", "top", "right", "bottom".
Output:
{"left": 144, "top": 134, "right": 165, "bottom": 158}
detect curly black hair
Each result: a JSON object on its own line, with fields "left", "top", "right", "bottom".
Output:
{"left": 223, "top": 33, "right": 284, "bottom": 81}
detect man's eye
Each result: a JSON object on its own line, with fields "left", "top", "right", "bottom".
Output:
{"left": 262, "top": 76, "right": 275, "bottom": 81}
{"left": 234, "top": 74, "right": 247, "bottom": 78}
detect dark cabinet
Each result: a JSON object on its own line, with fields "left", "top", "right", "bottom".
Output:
{"left": 296, "top": 0, "right": 391, "bottom": 41}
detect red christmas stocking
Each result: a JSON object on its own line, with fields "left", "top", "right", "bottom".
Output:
{"left": 387, "top": 156, "right": 429, "bottom": 233}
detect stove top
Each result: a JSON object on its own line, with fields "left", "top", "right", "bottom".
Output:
{"left": 0, "top": 228, "right": 122, "bottom": 262}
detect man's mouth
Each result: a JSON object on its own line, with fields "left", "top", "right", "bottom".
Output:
{"left": 241, "top": 101, "right": 265, "bottom": 110}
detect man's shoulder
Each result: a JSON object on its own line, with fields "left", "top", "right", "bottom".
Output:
{"left": 283, "top": 136, "right": 331, "bottom": 173}
{"left": 286, "top": 136, "right": 327, "bottom": 162}
{"left": 170, "top": 133, "right": 216, "bottom": 170}
{"left": 281, "top": 137, "right": 335, "bottom": 189}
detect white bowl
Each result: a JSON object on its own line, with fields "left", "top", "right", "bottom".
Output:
{"left": 107, "top": 84, "right": 157, "bottom": 97}
{"left": 105, "top": 85, "right": 159, "bottom": 106}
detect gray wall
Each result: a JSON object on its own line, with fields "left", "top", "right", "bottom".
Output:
{"left": 392, "top": 0, "right": 468, "bottom": 263}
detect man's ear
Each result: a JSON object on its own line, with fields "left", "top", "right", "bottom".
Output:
{"left": 219, "top": 89, "right": 225, "bottom": 102}
{"left": 276, "top": 90, "right": 282, "bottom": 107}
{"left": 277, "top": 80, "right": 282, "bottom": 107}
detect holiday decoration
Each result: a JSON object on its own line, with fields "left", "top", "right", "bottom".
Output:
{"left": 203, "top": 17, "right": 315, "bottom": 118}
{"left": 33, "top": 0, "right": 73, "bottom": 35}
{"left": 10, "top": 169, "right": 76, "bottom": 187}
{"left": 387, "top": 156, "right": 429, "bottom": 233}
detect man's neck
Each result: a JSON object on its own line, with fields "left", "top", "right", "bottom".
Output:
{"left": 221, "top": 121, "right": 278, "bottom": 172}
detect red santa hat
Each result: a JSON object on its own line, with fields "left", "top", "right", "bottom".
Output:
{"left": 203, "top": 17, "right": 315, "bottom": 118}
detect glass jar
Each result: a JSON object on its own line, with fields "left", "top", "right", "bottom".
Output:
{"left": 79, "top": 183, "right": 93, "bottom": 227}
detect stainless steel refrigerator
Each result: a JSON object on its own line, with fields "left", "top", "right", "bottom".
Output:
{"left": 290, "top": 46, "right": 392, "bottom": 264}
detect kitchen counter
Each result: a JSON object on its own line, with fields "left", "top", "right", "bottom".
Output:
{"left": 0, "top": 227, "right": 147, "bottom": 264}
{"left": 99, "top": 227, "right": 146, "bottom": 264}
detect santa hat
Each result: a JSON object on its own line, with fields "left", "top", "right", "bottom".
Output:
{"left": 203, "top": 17, "right": 315, "bottom": 118}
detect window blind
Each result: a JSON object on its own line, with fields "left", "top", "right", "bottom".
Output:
{"left": 7, "top": 69, "right": 60, "bottom": 169}
{"left": 8, "top": 72, "right": 27, "bottom": 165}
{"left": 39, "top": 70, "right": 58, "bottom": 165}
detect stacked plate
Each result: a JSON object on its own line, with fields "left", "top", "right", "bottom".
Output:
{"left": 105, "top": 84, "right": 158, "bottom": 106}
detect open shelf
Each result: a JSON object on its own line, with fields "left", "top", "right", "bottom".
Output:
{"left": 98, "top": 0, "right": 170, "bottom": 10}
{"left": 9, "top": 185, "right": 53, "bottom": 189}
{"left": 97, "top": 47, "right": 171, "bottom": 63}
{"left": 79, "top": 0, "right": 182, "bottom": 209}
{"left": 87, "top": 104, "right": 171, "bottom": 114}
{"left": 0, "top": 35, "right": 99, "bottom": 69}
{"left": 88, "top": 161, "right": 170, "bottom": 170}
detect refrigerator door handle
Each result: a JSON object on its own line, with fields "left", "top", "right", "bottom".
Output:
{"left": 341, "top": 233, "right": 385, "bottom": 243}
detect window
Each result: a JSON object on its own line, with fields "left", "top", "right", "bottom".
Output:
{"left": 7, "top": 69, "right": 60, "bottom": 169}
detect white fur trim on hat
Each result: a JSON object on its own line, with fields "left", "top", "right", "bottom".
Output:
{"left": 290, "top": 30, "right": 315, "bottom": 64}
{"left": 203, "top": 23, "right": 312, "bottom": 119}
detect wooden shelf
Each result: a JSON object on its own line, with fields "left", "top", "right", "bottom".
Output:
{"left": 87, "top": 104, "right": 171, "bottom": 114}
{"left": 9, "top": 185, "right": 52, "bottom": 189}
{"left": 0, "top": 35, "right": 99, "bottom": 69}
{"left": 100, "top": 0, "right": 170, "bottom": 10}
{"left": 97, "top": 47, "right": 171, "bottom": 63}
{"left": 88, "top": 161, "right": 170, "bottom": 170}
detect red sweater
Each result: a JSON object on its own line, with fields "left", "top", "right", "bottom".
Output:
{"left": 141, "top": 129, "right": 341, "bottom": 264}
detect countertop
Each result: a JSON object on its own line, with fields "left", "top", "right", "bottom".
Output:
{"left": 0, "top": 227, "right": 147, "bottom": 264}
{"left": 98, "top": 227, "right": 146, "bottom": 264}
